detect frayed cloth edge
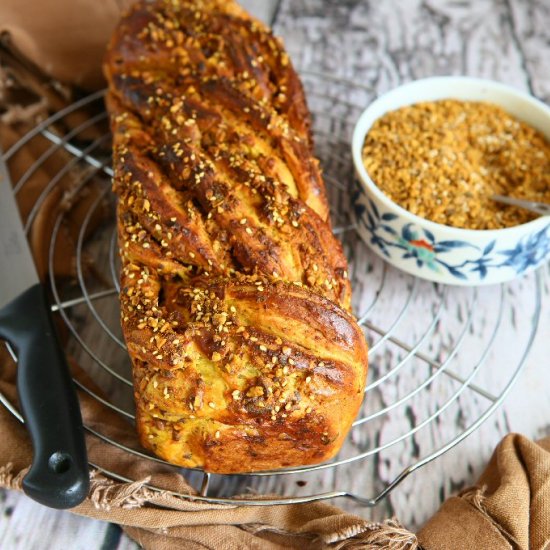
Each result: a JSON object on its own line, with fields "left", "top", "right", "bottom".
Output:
{"left": 0, "top": 462, "right": 29, "bottom": 491}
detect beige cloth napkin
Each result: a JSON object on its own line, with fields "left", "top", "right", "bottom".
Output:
{"left": 418, "top": 435, "right": 550, "bottom": 550}
{"left": 1, "top": 1, "right": 550, "bottom": 549}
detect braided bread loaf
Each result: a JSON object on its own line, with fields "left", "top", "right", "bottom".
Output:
{"left": 105, "top": 0, "right": 368, "bottom": 473}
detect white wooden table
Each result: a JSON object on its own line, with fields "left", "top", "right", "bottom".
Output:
{"left": 1, "top": 0, "right": 549, "bottom": 547}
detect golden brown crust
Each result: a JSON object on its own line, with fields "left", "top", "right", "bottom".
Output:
{"left": 105, "top": 0, "right": 368, "bottom": 473}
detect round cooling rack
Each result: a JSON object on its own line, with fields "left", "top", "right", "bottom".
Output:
{"left": 0, "top": 72, "right": 543, "bottom": 507}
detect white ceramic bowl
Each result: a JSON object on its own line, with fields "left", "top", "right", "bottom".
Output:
{"left": 351, "top": 76, "right": 550, "bottom": 286}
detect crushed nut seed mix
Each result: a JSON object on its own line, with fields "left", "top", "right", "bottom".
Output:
{"left": 362, "top": 99, "right": 550, "bottom": 229}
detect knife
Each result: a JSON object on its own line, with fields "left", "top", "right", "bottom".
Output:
{"left": 0, "top": 150, "right": 89, "bottom": 509}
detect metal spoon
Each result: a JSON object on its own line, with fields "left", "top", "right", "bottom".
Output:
{"left": 491, "top": 194, "right": 550, "bottom": 217}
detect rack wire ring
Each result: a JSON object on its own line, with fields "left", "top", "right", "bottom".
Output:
{"left": 0, "top": 72, "right": 542, "bottom": 507}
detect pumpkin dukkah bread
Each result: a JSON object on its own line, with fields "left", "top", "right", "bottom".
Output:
{"left": 104, "top": 0, "right": 368, "bottom": 473}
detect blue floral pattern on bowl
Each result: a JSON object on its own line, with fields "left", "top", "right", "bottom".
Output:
{"left": 352, "top": 183, "right": 550, "bottom": 282}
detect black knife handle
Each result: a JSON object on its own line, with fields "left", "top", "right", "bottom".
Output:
{"left": 0, "top": 283, "right": 89, "bottom": 509}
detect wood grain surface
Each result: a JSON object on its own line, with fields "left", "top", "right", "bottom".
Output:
{"left": 1, "top": 0, "right": 550, "bottom": 548}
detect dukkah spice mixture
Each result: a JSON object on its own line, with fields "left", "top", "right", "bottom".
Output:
{"left": 362, "top": 99, "right": 550, "bottom": 229}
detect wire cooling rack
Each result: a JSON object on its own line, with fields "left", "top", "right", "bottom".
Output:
{"left": 0, "top": 72, "right": 542, "bottom": 507}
